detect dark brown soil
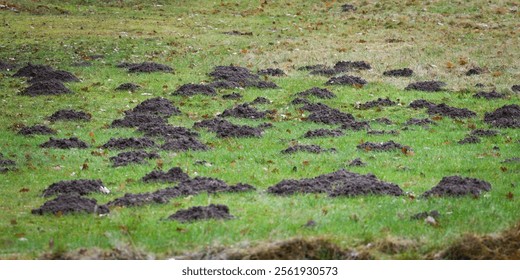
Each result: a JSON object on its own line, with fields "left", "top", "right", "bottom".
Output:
{"left": 219, "top": 103, "right": 269, "bottom": 119}
{"left": 40, "top": 137, "right": 89, "bottom": 149}
{"left": 111, "top": 114, "right": 167, "bottom": 128}
{"left": 427, "top": 103, "right": 477, "bottom": 118}
{"left": 267, "top": 169, "right": 403, "bottom": 197}
{"left": 341, "top": 4, "right": 357, "bottom": 12}
{"left": 358, "top": 98, "right": 396, "bottom": 109}
{"left": 458, "top": 135, "right": 480, "bottom": 144}
{"left": 116, "top": 83, "right": 141, "bottom": 91}
{"left": 160, "top": 136, "right": 209, "bottom": 152}
{"left": 348, "top": 158, "right": 366, "bottom": 167}
{"left": 325, "top": 75, "right": 367, "bottom": 86}
{"left": 303, "top": 129, "right": 344, "bottom": 138}
{"left": 409, "top": 99, "right": 436, "bottom": 109}
{"left": 101, "top": 137, "right": 156, "bottom": 150}
{"left": 209, "top": 65, "right": 278, "bottom": 89}
{"left": 470, "top": 129, "right": 499, "bottom": 137}
{"left": 223, "top": 30, "right": 253, "bottom": 36}
{"left": 473, "top": 90, "right": 506, "bottom": 99}
{"left": 421, "top": 176, "right": 492, "bottom": 197}
{"left": 116, "top": 62, "right": 139, "bottom": 68}
{"left": 373, "top": 117, "right": 394, "bottom": 125}
{"left": 110, "top": 150, "right": 160, "bottom": 167}
{"left": 405, "top": 118, "right": 435, "bottom": 126}
{"left": 125, "top": 62, "right": 173, "bottom": 73}
{"left": 357, "top": 140, "right": 407, "bottom": 151}
{"left": 367, "top": 130, "right": 399, "bottom": 135}
{"left": 512, "top": 85, "right": 520, "bottom": 92}
{"left": 167, "top": 204, "right": 234, "bottom": 223}
{"left": 31, "top": 194, "right": 109, "bottom": 215}
{"left": 222, "top": 92, "right": 243, "bottom": 100}
{"left": 20, "top": 80, "right": 72, "bottom": 96}
{"left": 137, "top": 124, "right": 199, "bottom": 139}
{"left": 483, "top": 104, "right": 520, "bottom": 128}
{"left": 334, "top": 61, "right": 371, "bottom": 71}
{"left": 300, "top": 102, "right": 356, "bottom": 125}
{"left": 411, "top": 210, "right": 440, "bottom": 220}
{"left": 29, "top": 70, "right": 79, "bottom": 84}
{"left": 340, "top": 120, "right": 370, "bottom": 131}
{"left": 502, "top": 157, "right": 520, "bottom": 163}
{"left": 48, "top": 109, "right": 91, "bottom": 122}
{"left": 466, "top": 67, "right": 485, "bottom": 76}
{"left": 12, "top": 63, "right": 54, "bottom": 77}
{"left": 42, "top": 179, "right": 109, "bottom": 197}
{"left": 405, "top": 81, "right": 446, "bottom": 92}
{"left": 207, "top": 80, "right": 241, "bottom": 89}
{"left": 251, "top": 97, "right": 271, "bottom": 104}
{"left": 128, "top": 97, "right": 181, "bottom": 117}
{"left": 18, "top": 124, "right": 56, "bottom": 136}
{"left": 282, "top": 144, "right": 336, "bottom": 154}
{"left": 0, "top": 153, "right": 16, "bottom": 173}
{"left": 142, "top": 167, "right": 189, "bottom": 183}
{"left": 172, "top": 83, "right": 216, "bottom": 96}
{"left": 0, "top": 60, "right": 17, "bottom": 71}
{"left": 297, "top": 87, "right": 336, "bottom": 99}
{"left": 194, "top": 118, "right": 264, "bottom": 138}
{"left": 290, "top": 97, "right": 310, "bottom": 105}
{"left": 383, "top": 68, "right": 413, "bottom": 77}
{"left": 258, "top": 68, "right": 285, "bottom": 76}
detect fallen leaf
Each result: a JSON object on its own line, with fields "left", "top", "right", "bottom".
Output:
{"left": 500, "top": 166, "right": 508, "bottom": 172}
{"left": 506, "top": 192, "right": 514, "bottom": 200}
{"left": 19, "top": 188, "right": 29, "bottom": 193}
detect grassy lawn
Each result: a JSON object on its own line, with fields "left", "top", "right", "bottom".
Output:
{"left": 0, "top": 0, "right": 518, "bottom": 259}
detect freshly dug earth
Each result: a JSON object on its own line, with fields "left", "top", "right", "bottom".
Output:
{"left": 483, "top": 104, "right": 520, "bottom": 128}
{"left": 160, "top": 136, "right": 208, "bottom": 151}
{"left": 219, "top": 103, "right": 269, "bottom": 119}
{"left": 222, "top": 92, "right": 242, "bottom": 100}
{"left": 367, "top": 130, "right": 399, "bottom": 135}
{"left": 18, "top": 124, "right": 56, "bottom": 135}
{"left": 466, "top": 67, "right": 485, "bottom": 76}
{"left": 470, "top": 129, "right": 499, "bottom": 137}
{"left": 421, "top": 176, "right": 492, "bottom": 197}
{"left": 303, "top": 129, "right": 344, "bottom": 138}
{"left": 251, "top": 97, "right": 271, "bottom": 104}
{"left": 0, "top": 153, "right": 16, "bottom": 172}
{"left": 40, "top": 137, "right": 89, "bottom": 149}
{"left": 297, "top": 87, "right": 336, "bottom": 99}
{"left": 409, "top": 99, "right": 436, "bottom": 109}
{"left": 137, "top": 124, "right": 199, "bottom": 139}
{"left": 258, "top": 68, "right": 285, "bottom": 76}
{"left": 209, "top": 65, "right": 278, "bottom": 89}
{"left": 127, "top": 97, "right": 181, "bottom": 117}
{"left": 167, "top": 204, "right": 234, "bottom": 223}
{"left": 334, "top": 60, "right": 371, "bottom": 71}
{"left": 48, "top": 109, "right": 91, "bottom": 122}
{"left": 116, "top": 83, "right": 140, "bottom": 91}
{"left": 405, "top": 81, "right": 446, "bottom": 92}
{"left": 281, "top": 144, "right": 336, "bottom": 154}
{"left": 31, "top": 194, "right": 109, "bottom": 215}
{"left": 512, "top": 85, "right": 520, "bottom": 92}
{"left": 300, "top": 102, "right": 356, "bottom": 125}
{"left": 473, "top": 90, "right": 506, "bottom": 99}
{"left": 458, "top": 135, "right": 480, "bottom": 144}
{"left": 172, "top": 83, "right": 216, "bottom": 96}
{"left": 348, "top": 158, "right": 366, "bottom": 167}
{"left": 101, "top": 137, "right": 156, "bottom": 150}
{"left": 325, "top": 75, "right": 367, "bottom": 86}
{"left": 291, "top": 97, "right": 310, "bottom": 105}
{"left": 29, "top": 70, "right": 79, "bottom": 84}
{"left": 42, "top": 179, "right": 109, "bottom": 197}
{"left": 373, "top": 117, "right": 393, "bottom": 124}
{"left": 222, "top": 30, "right": 253, "bottom": 36}
{"left": 142, "top": 167, "right": 189, "bottom": 183}
{"left": 111, "top": 114, "right": 167, "bottom": 128}
{"left": 0, "top": 60, "right": 17, "bottom": 71}
{"left": 20, "top": 80, "right": 72, "bottom": 96}
{"left": 194, "top": 118, "right": 264, "bottom": 138}
{"left": 309, "top": 67, "right": 339, "bottom": 76}
{"left": 12, "top": 63, "right": 53, "bottom": 77}
{"left": 125, "top": 62, "right": 173, "bottom": 73}
{"left": 427, "top": 103, "right": 476, "bottom": 118}
{"left": 358, "top": 98, "right": 396, "bottom": 109}
{"left": 357, "top": 140, "right": 407, "bottom": 151}
{"left": 383, "top": 68, "right": 413, "bottom": 77}
{"left": 110, "top": 150, "right": 160, "bottom": 167}
{"left": 405, "top": 118, "right": 435, "bottom": 126}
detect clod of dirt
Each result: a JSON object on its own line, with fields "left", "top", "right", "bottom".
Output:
{"left": 348, "top": 158, "right": 366, "bottom": 167}
{"left": 473, "top": 90, "right": 506, "bottom": 99}
{"left": 268, "top": 169, "right": 403, "bottom": 197}
{"left": 209, "top": 65, "right": 278, "bottom": 89}
{"left": 512, "top": 85, "right": 520, "bottom": 93}
{"left": 367, "top": 130, "right": 399, "bottom": 135}
{"left": 128, "top": 97, "right": 181, "bottom": 117}
{"left": 42, "top": 179, "right": 109, "bottom": 197}
{"left": 116, "top": 62, "right": 139, "bottom": 68}
{"left": 475, "top": 83, "right": 485, "bottom": 88}
{"left": 357, "top": 140, "right": 407, "bottom": 151}
{"left": 101, "top": 137, "right": 156, "bottom": 150}
{"left": 125, "top": 62, "right": 173, "bottom": 73}
{"left": 194, "top": 118, "right": 263, "bottom": 138}
{"left": 47, "top": 109, "right": 91, "bottom": 122}
{"left": 409, "top": 99, "right": 436, "bottom": 109}
{"left": 29, "top": 70, "right": 79, "bottom": 84}
{"left": 405, "top": 118, "right": 435, "bottom": 126}
{"left": 222, "top": 92, "right": 243, "bottom": 100}
{"left": 0, "top": 153, "right": 16, "bottom": 173}
{"left": 300, "top": 102, "right": 356, "bottom": 125}
{"left": 427, "top": 103, "right": 477, "bottom": 119}
{"left": 111, "top": 114, "right": 167, "bottom": 128}
{"left": 466, "top": 67, "right": 485, "bottom": 76}
{"left": 483, "top": 104, "right": 520, "bottom": 128}
{"left": 40, "top": 137, "right": 89, "bottom": 149}
{"left": 12, "top": 63, "right": 54, "bottom": 78}
{"left": 137, "top": 123, "right": 199, "bottom": 139}
{"left": 20, "top": 80, "right": 72, "bottom": 96}
{"left": 31, "top": 194, "right": 109, "bottom": 215}
{"left": 207, "top": 80, "right": 241, "bottom": 89}
{"left": 458, "top": 135, "right": 480, "bottom": 144}
{"left": 219, "top": 103, "right": 269, "bottom": 119}
{"left": 334, "top": 60, "right": 371, "bottom": 71}
{"left": 172, "top": 83, "right": 216, "bottom": 96}
{"left": 304, "top": 129, "right": 344, "bottom": 138}
{"left": 258, "top": 68, "right": 286, "bottom": 76}
{"left": 116, "top": 83, "right": 141, "bottom": 91}
{"left": 411, "top": 210, "right": 440, "bottom": 220}
{"left": 0, "top": 60, "right": 17, "bottom": 71}
{"left": 160, "top": 136, "right": 208, "bottom": 151}
{"left": 325, "top": 75, "right": 367, "bottom": 86}
{"left": 282, "top": 144, "right": 336, "bottom": 154}
{"left": 167, "top": 204, "right": 234, "bottom": 223}
{"left": 383, "top": 68, "right": 413, "bottom": 77}
{"left": 373, "top": 117, "right": 394, "bottom": 125}
{"left": 251, "top": 97, "right": 271, "bottom": 104}
{"left": 110, "top": 150, "right": 160, "bottom": 167}
{"left": 421, "top": 176, "right": 492, "bottom": 197}
{"left": 18, "top": 124, "right": 56, "bottom": 136}
{"left": 405, "top": 81, "right": 446, "bottom": 92}
{"left": 341, "top": 4, "right": 357, "bottom": 12}
{"left": 291, "top": 97, "right": 310, "bottom": 105}
{"left": 142, "top": 167, "right": 189, "bottom": 183}
{"left": 297, "top": 87, "right": 336, "bottom": 99}
{"left": 358, "top": 98, "right": 396, "bottom": 109}
{"left": 340, "top": 120, "right": 370, "bottom": 131}
{"left": 471, "top": 129, "right": 499, "bottom": 137}
{"left": 223, "top": 30, "right": 253, "bottom": 36}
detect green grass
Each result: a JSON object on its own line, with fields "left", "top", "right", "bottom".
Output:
{"left": 0, "top": 0, "right": 519, "bottom": 259}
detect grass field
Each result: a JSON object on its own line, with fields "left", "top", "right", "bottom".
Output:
{"left": 0, "top": 0, "right": 519, "bottom": 259}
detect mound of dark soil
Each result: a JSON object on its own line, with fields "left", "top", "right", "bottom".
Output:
{"left": 422, "top": 176, "right": 492, "bottom": 197}
{"left": 358, "top": 98, "right": 396, "bottom": 109}
{"left": 110, "top": 150, "right": 160, "bottom": 167}
{"left": 325, "top": 75, "right": 367, "bottom": 86}
{"left": 220, "top": 103, "right": 268, "bottom": 119}
{"left": 111, "top": 114, "right": 167, "bottom": 128}
{"left": 222, "top": 92, "right": 242, "bottom": 100}
{"left": 209, "top": 65, "right": 278, "bottom": 89}
{"left": 20, "top": 80, "right": 72, "bottom": 96}
{"left": 458, "top": 135, "right": 480, "bottom": 144}
{"left": 512, "top": 85, "right": 520, "bottom": 93}
{"left": 0, "top": 153, "right": 16, "bottom": 173}
{"left": 116, "top": 83, "right": 141, "bottom": 91}
{"left": 173, "top": 83, "right": 216, "bottom": 96}
{"left": 137, "top": 124, "right": 199, "bottom": 139}
{"left": 207, "top": 80, "right": 241, "bottom": 89}
{"left": 29, "top": 70, "right": 79, "bottom": 84}
{"left": 411, "top": 210, "right": 440, "bottom": 220}
{"left": 267, "top": 169, "right": 403, "bottom": 197}
{"left": 409, "top": 99, "right": 436, "bottom": 109}
{"left": 357, "top": 140, "right": 406, "bottom": 151}
{"left": 348, "top": 158, "right": 366, "bottom": 167}
{"left": 129, "top": 97, "right": 181, "bottom": 117}
{"left": 427, "top": 103, "right": 476, "bottom": 118}
{"left": 116, "top": 62, "right": 139, "bottom": 68}
{"left": 18, "top": 125, "right": 56, "bottom": 136}
{"left": 251, "top": 97, "right": 270, "bottom": 104}
{"left": 470, "top": 129, "right": 499, "bottom": 137}
{"left": 466, "top": 67, "right": 484, "bottom": 76}
{"left": 374, "top": 117, "right": 393, "bottom": 124}
{"left": 383, "top": 68, "right": 413, "bottom": 77}
{"left": 142, "top": 167, "right": 189, "bottom": 183}
{"left": 223, "top": 30, "right": 253, "bottom": 36}
{"left": 0, "top": 60, "right": 17, "bottom": 71}
{"left": 297, "top": 87, "right": 336, "bottom": 99}
{"left": 31, "top": 194, "right": 109, "bottom": 215}
{"left": 304, "top": 129, "right": 344, "bottom": 138}
{"left": 13, "top": 63, "right": 54, "bottom": 78}
{"left": 367, "top": 130, "right": 399, "bottom": 135}
{"left": 167, "top": 204, "right": 234, "bottom": 222}
{"left": 405, "top": 81, "right": 446, "bottom": 92}
{"left": 341, "top": 4, "right": 357, "bottom": 12}
{"left": 258, "top": 68, "right": 285, "bottom": 76}
{"left": 101, "top": 137, "right": 156, "bottom": 150}
{"left": 40, "top": 137, "right": 89, "bottom": 149}
{"left": 282, "top": 144, "right": 336, "bottom": 154}
{"left": 194, "top": 118, "right": 263, "bottom": 138}
{"left": 309, "top": 67, "right": 339, "bottom": 76}
{"left": 405, "top": 118, "right": 435, "bottom": 126}
{"left": 48, "top": 109, "right": 91, "bottom": 122}
{"left": 473, "top": 90, "right": 506, "bottom": 99}
{"left": 340, "top": 120, "right": 370, "bottom": 131}
{"left": 483, "top": 104, "right": 520, "bottom": 128}
{"left": 126, "top": 62, "right": 173, "bottom": 73}
{"left": 334, "top": 61, "right": 371, "bottom": 71}
{"left": 291, "top": 97, "right": 310, "bottom": 105}
{"left": 160, "top": 136, "right": 208, "bottom": 151}
{"left": 300, "top": 103, "right": 356, "bottom": 125}
{"left": 42, "top": 179, "right": 109, "bottom": 197}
